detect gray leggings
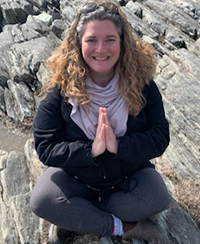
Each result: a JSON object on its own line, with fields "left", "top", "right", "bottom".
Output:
{"left": 30, "top": 167, "right": 169, "bottom": 236}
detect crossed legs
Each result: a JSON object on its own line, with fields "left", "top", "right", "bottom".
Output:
{"left": 30, "top": 167, "right": 169, "bottom": 236}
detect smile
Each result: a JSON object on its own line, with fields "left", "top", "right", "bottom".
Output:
{"left": 93, "top": 56, "right": 109, "bottom": 61}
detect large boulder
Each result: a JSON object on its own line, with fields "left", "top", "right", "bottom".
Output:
{"left": 0, "top": 150, "right": 43, "bottom": 244}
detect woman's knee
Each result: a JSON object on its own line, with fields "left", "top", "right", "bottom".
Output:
{"left": 29, "top": 167, "right": 62, "bottom": 217}
{"left": 126, "top": 168, "right": 170, "bottom": 218}
{"left": 156, "top": 184, "right": 170, "bottom": 211}
{"left": 139, "top": 168, "right": 170, "bottom": 213}
{"left": 30, "top": 189, "right": 49, "bottom": 218}
{"left": 147, "top": 169, "right": 170, "bottom": 209}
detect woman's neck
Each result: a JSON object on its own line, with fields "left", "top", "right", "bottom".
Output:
{"left": 89, "top": 70, "right": 115, "bottom": 87}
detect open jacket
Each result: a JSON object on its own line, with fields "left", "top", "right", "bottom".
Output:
{"left": 33, "top": 80, "right": 170, "bottom": 189}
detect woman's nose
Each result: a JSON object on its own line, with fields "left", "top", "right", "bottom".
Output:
{"left": 95, "top": 42, "right": 106, "bottom": 52}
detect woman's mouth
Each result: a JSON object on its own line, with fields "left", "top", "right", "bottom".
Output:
{"left": 93, "top": 56, "right": 109, "bottom": 61}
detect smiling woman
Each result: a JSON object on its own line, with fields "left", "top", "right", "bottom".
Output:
{"left": 81, "top": 20, "right": 121, "bottom": 87}
{"left": 30, "top": 1, "right": 170, "bottom": 244}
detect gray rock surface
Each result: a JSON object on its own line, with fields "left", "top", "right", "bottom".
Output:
{"left": 0, "top": 0, "right": 200, "bottom": 243}
{"left": 0, "top": 150, "right": 43, "bottom": 244}
{"left": 0, "top": 0, "right": 39, "bottom": 26}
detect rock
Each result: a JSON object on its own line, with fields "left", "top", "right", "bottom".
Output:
{"left": 0, "top": 3, "right": 61, "bottom": 122}
{"left": 0, "top": 151, "right": 42, "bottom": 244}
{"left": 154, "top": 46, "right": 200, "bottom": 232}
{"left": 51, "top": 18, "right": 66, "bottom": 38}
{"left": 0, "top": 6, "right": 3, "bottom": 32}
{"left": 127, "top": 1, "right": 167, "bottom": 36}
{"left": 6, "top": 80, "right": 35, "bottom": 122}
{"left": 1, "top": 152, "right": 30, "bottom": 197}
{"left": 33, "top": 11, "right": 53, "bottom": 26}
{"left": 26, "top": 14, "right": 50, "bottom": 36}
{"left": 36, "top": 62, "right": 51, "bottom": 88}
{"left": 125, "top": 1, "right": 143, "bottom": 19}
{"left": 31, "top": 0, "right": 60, "bottom": 12}
{"left": 0, "top": 33, "right": 61, "bottom": 122}
{"left": 172, "top": 0, "right": 200, "bottom": 20}
{"left": 165, "top": 29, "right": 188, "bottom": 48}
{"left": 60, "top": 4, "right": 77, "bottom": 28}
{"left": 0, "top": 46, "right": 11, "bottom": 87}
{"left": 9, "top": 35, "right": 59, "bottom": 82}
{"left": 0, "top": 11, "right": 61, "bottom": 122}
{"left": 24, "top": 138, "right": 46, "bottom": 187}
{"left": 197, "top": 37, "right": 200, "bottom": 47}
{"left": 0, "top": 25, "right": 15, "bottom": 46}
{"left": 4, "top": 87, "right": 17, "bottom": 121}
{"left": 0, "top": 150, "right": 8, "bottom": 170}
{"left": 123, "top": 4, "right": 159, "bottom": 39}
{"left": 144, "top": 0, "right": 199, "bottom": 39}
{"left": 0, "top": 86, "right": 5, "bottom": 112}
{"left": 10, "top": 194, "right": 41, "bottom": 244}
{"left": 159, "top": 202, "right": 200, "bottom": 244}
{"left": 0, "top": 0, "right": 40, "bottom": 27}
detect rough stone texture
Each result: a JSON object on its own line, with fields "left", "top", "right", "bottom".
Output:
{"left": 0, "top": 0, "right": 200, "bottom": 243}
{"left": 0, "top": 151, "right": 43, "bottom": 244}
{"left": 6, "top": 80, "right": 35, "bottom": 122}
{"left": 158, "top": 204, "right": 200, "bottom": 244}
{"left": 0, "top": 0, "right": 39, "bottom": 26}
{"left": 144, "top": 0, "right": 199, "bottom": 39}
{"left": 0, "top": 150, "right": 8, "bottom": 170}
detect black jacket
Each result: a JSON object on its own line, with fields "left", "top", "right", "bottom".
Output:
{"left": 33, "top": 80, "right": 169, "bottom": 189}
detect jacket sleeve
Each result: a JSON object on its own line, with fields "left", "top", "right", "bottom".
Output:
{"left": 116, "top": 81, "right": 170, "bottom": 166}
{"left": 33, "top": 87, "right": 95, "bottom": 168}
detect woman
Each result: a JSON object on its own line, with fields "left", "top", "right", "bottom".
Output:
{"left": 30, "top": 1, "right": 170, "bottom": 244}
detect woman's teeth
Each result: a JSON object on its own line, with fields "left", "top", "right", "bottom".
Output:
{"left": 94, "top": 57, "right": 109, "bottom": 60}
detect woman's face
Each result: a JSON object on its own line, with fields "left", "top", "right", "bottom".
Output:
{"left": 81, "top": 20, "right": 121, "bottom": 79}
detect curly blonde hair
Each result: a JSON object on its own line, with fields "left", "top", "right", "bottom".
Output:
{"left": 43, "top": 0, "right": 156, "bottom": 116}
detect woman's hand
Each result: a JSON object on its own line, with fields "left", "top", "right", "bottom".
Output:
{"left": 91, "top": 107, "right": 118, "bottom": 158}
{"left": 104, "top": 110, "right": 118, "bottom": 154}
{"left": 91, "top": 107, "right": 107, "bottom": 158}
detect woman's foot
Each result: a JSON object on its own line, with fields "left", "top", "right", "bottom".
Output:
{"left": 122, "top": 219, "right": 167, "bottom": 244}
{"left": 49, "top": 224, "right": 72, "bottom": 244}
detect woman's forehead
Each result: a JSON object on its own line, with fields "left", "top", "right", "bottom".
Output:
{"left": 82, "top": 20, "right": 120, "bottom": 36}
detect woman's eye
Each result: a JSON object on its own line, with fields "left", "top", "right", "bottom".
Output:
{"left": 107, "top": 39, "right": 116, "bottom": 43}
{"left": 86, "top": 39, "right": 96, "bottom": 43}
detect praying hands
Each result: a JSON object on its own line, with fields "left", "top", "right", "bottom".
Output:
{"left": 91, "top": 107, "right": 118, "bottom": 158}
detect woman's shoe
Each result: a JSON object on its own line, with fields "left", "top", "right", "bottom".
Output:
{"left": 122, "top": 219, "right": 167, "bottom": 244}
{"left": 49, "top": 224, "right": 72, "bottom": 244}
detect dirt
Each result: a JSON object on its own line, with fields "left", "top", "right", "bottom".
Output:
{"left": 0, "top": 120, "right": 32, "bottom": 152}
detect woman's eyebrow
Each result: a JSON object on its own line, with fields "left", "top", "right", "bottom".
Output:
{"left": 83, "top": 35, "right": 96, "bottom": 38}
{"left": 106, "top": 35, "right": 118, "bottom": 38}
{"left": 84, "top": 34, "right": 118, "bottom": 37}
